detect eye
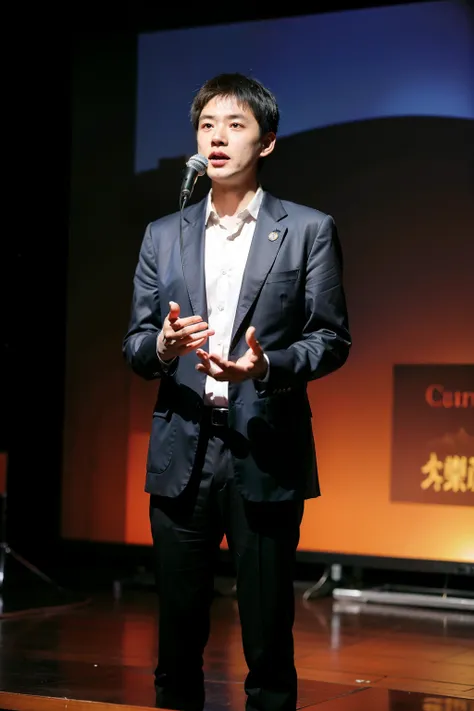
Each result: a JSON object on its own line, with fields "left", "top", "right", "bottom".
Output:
{"left": 201, "top": 122, "right": 213, "bottom": 129}
{"left": 230, "top": 122, "right": 243, "bottom": 129}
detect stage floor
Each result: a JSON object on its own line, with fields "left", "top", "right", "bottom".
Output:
{"left": 0, "top": 581, "right": 473, "bottom": 710}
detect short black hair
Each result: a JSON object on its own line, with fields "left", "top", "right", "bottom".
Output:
{"left": 190, "top": 73, "right": 279, "bottom": 136}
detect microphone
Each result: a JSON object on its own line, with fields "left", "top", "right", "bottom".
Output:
{"left": 179, "top": 154, "right": 208, "bottom": 209}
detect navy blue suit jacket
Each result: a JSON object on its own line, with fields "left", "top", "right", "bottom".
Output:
{"left": 122, "top": 191, "right": 351, "bottom": 502}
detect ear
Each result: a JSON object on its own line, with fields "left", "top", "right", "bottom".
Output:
{"left": 259, "top": 131, "right": 276, "bottom": 158}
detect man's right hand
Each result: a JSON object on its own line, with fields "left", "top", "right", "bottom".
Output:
{"left": 157, "top": 301, "right": 215, "bottom": 362}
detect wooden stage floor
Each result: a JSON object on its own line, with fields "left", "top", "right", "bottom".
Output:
{"left": 0, "top": 580, "right": 473, "bottom": 710}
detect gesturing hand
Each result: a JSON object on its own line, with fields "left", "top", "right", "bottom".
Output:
{"left": 157, "top": 301, "right": 215, "bottom": 362}
{"left": 195, "top": 326, "right": 267, "bottom": 382}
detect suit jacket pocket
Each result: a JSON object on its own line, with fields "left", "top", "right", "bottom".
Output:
{"left": 265, "top": 269, "right": 300, "bottom": 284}
{"left": 146, "top": 410, "right": 176, "bottom": 474}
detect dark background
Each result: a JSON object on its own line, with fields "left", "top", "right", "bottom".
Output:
{"left": 1, "top": 1, "right": 473, "bottom": 594}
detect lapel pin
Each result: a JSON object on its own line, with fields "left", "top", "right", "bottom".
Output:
{"left": 268, "top": 230, "right": 280, "bottom": 242}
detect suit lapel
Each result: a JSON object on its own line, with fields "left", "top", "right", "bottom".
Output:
{"left": 180, "top": 197, "right": 208, "bottom": 324}
{"left": 230, "top": 193, "right": 288, "bottom": 353}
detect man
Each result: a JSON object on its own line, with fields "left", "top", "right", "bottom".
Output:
{"left": 122, "top": 73, "right": 351, "bottom": 711}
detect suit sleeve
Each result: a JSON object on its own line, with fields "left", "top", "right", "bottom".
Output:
{"left": 264, "top": 214, "right": 351, "bottom": 390}
{"left": 122, "top": 223, "right": 175, "bottom": 380}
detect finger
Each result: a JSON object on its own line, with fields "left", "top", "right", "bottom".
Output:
{"left": 246, "top": 326, "right": 262, "bottom": 355}
{"left": 195, "top": 364, "right": 220, "bottom": 376}
{"left": 195, "top": 363, "right": 211, "bottom": 372}
{"left": 168, "top": 301, "right": 180, "bottom": 324}
{"left": 183, "top": 337, "right": 208, "bottom": 350}
{"left": 191, "top": 328, "right": 215, "bottom": 339}
{"left": 195, "top": 357, "right": 215, "bottom": 372}
{"left": 164, "top": 328, "right": 214, "bottom": 351}
{"left": 172, "top": 314, "right": 206, "bottom": 330}
{"left": 208, "top": 354, "right": 228, "bottom": 368}
{"left": 195, "top": 349, "right": 210, "bottom": 361}
{"left": 176, "top": 323, "right": 214, "bottom": 340}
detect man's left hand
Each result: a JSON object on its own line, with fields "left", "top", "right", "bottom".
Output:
{"left": 195, "top": 327, "right": 267, "bottom": 382}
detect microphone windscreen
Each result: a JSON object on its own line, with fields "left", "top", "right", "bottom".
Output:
{"left": 186, "top": 154, "right": 208, "bottom": 175}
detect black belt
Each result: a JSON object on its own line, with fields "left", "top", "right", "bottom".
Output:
{"left": 203, "top": 407, "right": 229, "bottom": 427}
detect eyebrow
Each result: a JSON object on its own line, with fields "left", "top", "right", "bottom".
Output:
{"left": 199, "top": 113, "right": 247, "bottom": 121}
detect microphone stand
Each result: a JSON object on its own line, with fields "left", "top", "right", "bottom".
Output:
{"left": 179, "top": 189, "right": 188, "bottom": 262}
{"left": 0, "top": 452, "right": 69, "bottom": 616}
{"left": 111, "top": 185, "right": 192, "bottom": 601}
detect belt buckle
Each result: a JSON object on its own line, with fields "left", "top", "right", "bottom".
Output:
{"left": 210, "top": 408, "right": 228, "bottom": 427}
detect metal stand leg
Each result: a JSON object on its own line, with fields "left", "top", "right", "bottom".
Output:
{"left": 0, "top": 455, "right": 78, "bottom": 614}
{"left": 303, "top": 564, "right": 344, "bottom": 600}
{"left": 0, "top": 542, "right": 64, "bottom": 591}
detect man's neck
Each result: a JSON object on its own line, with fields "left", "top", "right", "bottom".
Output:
{"left": 210, "top": 182, "right": 259, "bottom": 218}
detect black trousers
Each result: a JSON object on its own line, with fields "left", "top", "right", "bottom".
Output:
{"left": 149, "top": 419, "right": 304, "bottom": 711}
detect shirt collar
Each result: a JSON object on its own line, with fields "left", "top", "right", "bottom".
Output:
{"left": 205, "top": 186, "right": 264, "bottom": 225}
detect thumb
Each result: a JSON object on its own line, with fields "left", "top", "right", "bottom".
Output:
{"left": 246, "top": 326, "right": 261, "bottom": 353}
{"left": 168, "top": 301, "right": 180, "bottom": 323}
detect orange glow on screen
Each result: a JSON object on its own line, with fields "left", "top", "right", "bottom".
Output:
{"left": 62, "top": 107, "right": 474, "bottom": 567}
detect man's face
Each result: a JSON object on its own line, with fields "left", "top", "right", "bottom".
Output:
{"left": 197, "top": 95, "right": 275, "bottom": 187}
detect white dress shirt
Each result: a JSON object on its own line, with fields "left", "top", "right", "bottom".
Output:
{"left": 203, "top": 187, "right": 264, "bottom": 407}
{"left": 157, "top": 187, "right": 269, "bottom": 404}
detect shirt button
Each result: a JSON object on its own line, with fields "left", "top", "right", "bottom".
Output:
{"left": 222, "top": 269, "right": 227, "bottom": 275}
{"left": 218, "top": 305, "right": 224, "bottom": 311}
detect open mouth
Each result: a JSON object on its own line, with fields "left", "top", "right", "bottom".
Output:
{"left": 209, "top": 152, "right": 230, "bottom": 166}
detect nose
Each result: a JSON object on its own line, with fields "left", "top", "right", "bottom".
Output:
{"left": 211, "top": 125, "right": 228, "bottom": 146}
